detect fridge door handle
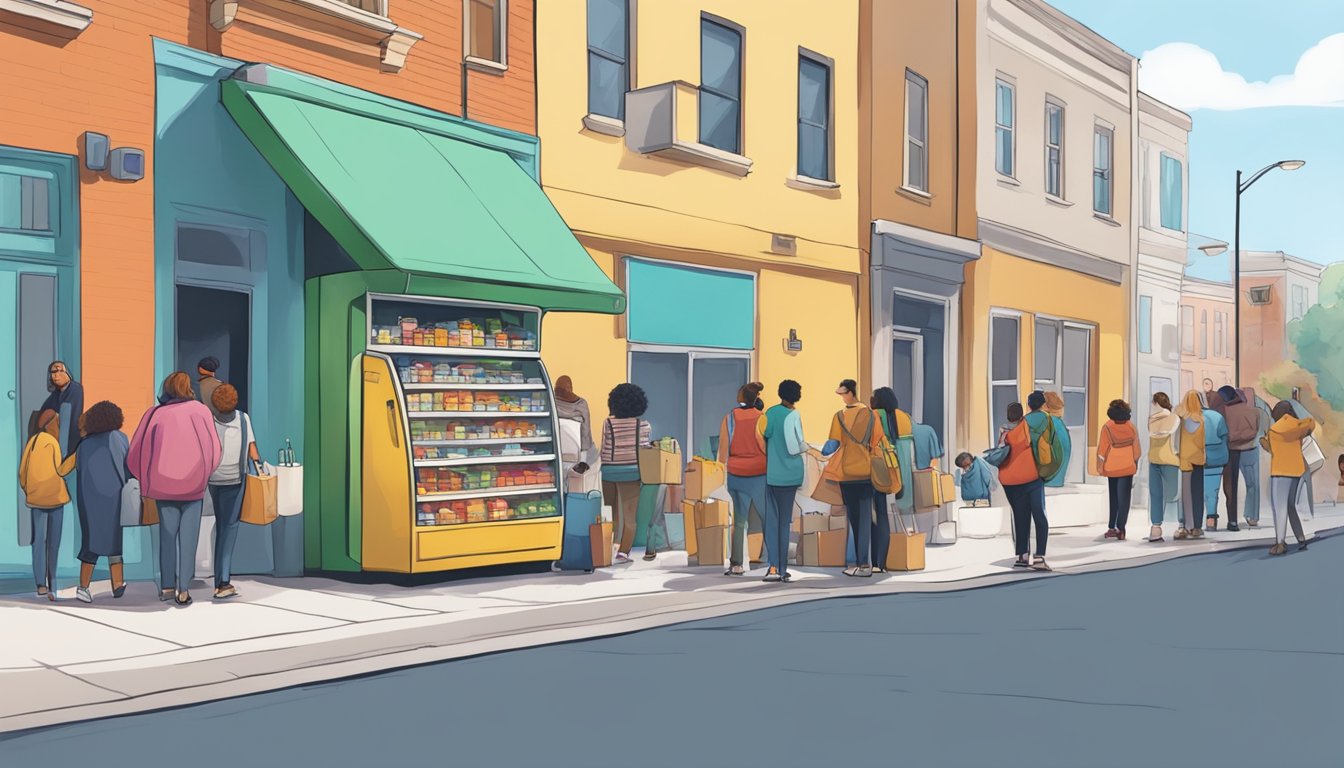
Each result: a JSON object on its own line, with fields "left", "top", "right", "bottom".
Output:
{"left": 386, "top": 400, "right": 401, "bottom": 449}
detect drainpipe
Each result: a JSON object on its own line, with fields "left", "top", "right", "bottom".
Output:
{"left": 1128, "top": 58, "right": 1140, "bottom": 409}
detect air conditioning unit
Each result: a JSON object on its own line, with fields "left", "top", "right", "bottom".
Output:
{"left": 1247, "top": 286, "right": 1272, "bottom": 305}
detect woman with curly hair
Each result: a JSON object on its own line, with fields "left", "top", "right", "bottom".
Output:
{"left": 72, "top": 401, "right": 131, "bottom": 603}
{"left": 600, "top": 383, "right": 665, "bottom": 563}
{"left": 1096, "top": 399, "right": 1141, "bottom": 541}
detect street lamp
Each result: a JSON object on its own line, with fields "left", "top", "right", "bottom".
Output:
{"left": 1234, "top": 159, "right": 1305, "bottom": 386}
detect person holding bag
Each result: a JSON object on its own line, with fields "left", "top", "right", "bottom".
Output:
{"left": 600, "top": 383, "right": 656, "bottom": 564}
{"left": 870, "top": 387, "right": 913, "bottom": 573}
{"left": 718, "top": 382, "right": 769, "bottom": 576}
{"left": 208, "top": 385, "right": 259, "bottom": 600}
{"left": 820, "top": 380, "right": 885, "bottom": 578}
{"left": 128, "top": 372, "right": 222, "bottom": 606}
{"left": 1262, "top": 401, "right": 1315, "bottom": 555}
{"left": 18, "top": 410, "right": 76, "bottom": 600}
{"left": 72, "top": 401, "right": 130, "bottom": 603}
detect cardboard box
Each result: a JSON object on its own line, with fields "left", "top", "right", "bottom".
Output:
{"left": 829, "top": 513, "right": 848, "bottom": 531}
{"left": 638, "top": 443, "right": 683, "bottom": 485}
{"left": 939, "top": 472, "right": 956, "bottom": 505}
{"left": 589, "top": 522, "right": 613, "bottom": 568}
{"left": 683, "top": 498, "right": 731, "bottom": 529}
{"left": 886, "top": 531, "right": 926, "bottom": 571}
{"left": 683, "top": 458, "right": 726, "bottom": 500}
{"left": 799, "top": 513, "right": 831, "bottom": 535}
{"left": 799, "top": 529, "right": 846, "bottom": 567}
{"left": 748, "top": 532, "right": 763, "bottom": 563}
{"left": 695, "top": 525, "right": 730, "bottom": 566}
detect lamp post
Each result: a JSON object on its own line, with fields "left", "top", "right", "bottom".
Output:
{"left": 1234, "top": 160, "right": 1305, "bottom": 386}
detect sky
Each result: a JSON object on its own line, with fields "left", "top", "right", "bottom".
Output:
{"left": 1048, "top": 0, "right": 1344, "bottom": 282}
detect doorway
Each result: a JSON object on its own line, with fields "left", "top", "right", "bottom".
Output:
{"left": 2, "top": 267, "right": 60, "bottom": 554}
{"left": 629, "top": 348, "right": 750, "bottom": 460}
{"left": 891, "top": 292, "right": 947, "bottom": 447}
{"left": 175, "top": 284, "right": 250, "bottom": 411}
{"left": 1034, "top": 317, "right": 1093, "bottom": 484}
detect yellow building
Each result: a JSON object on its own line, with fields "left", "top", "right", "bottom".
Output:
{"left": 535, "top": 0, "right": 861, "bottom": 452}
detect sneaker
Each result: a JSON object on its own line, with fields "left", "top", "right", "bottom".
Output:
{"left": 763, "top": 570, "right": 782, "bottom": 583}
{"left": 1175, "top": 528, "right": 1190, "bottom": 540}
{"left": 1206, "top": 516, "right": 1218, "bottom": 531}
{"left": 1226, "top": 522, "right": 1241, "bottom": 532}
{"left": 642, "top": 551, "right": 658, "bottom": 562}
{"left": 1269, "top": 542, "right": 1288, "bottom": 556}
{"left": 1246, "top": 520, "right": 1259, "bottom": 528}
{"left": 1104, "top": 529, "right": 1119, "bottom": 539}
{"left": 613, "top": 552, "right": 633, "bottom": 564}
{"left": 1190, "top": 528, "right": 1205, "bottom": 539}
{"left": 75, "top": 586, "right": 93, "bottom": 604}
{"left": 214, "top": 584, "right": 238, "bottom": 600}
{"left": 1297, "top": 539, "right": 1310, "bottom": 552}
{"left": 1148, "top": 525, "right": 1164, "bottom": 542}
{"left": 1116, "top": 530, "right": 1126, "bottom": 541}
{"left": 780, "top": 572, "right": 792, "bottom": 583}
{"left": 843, "top": 565, "right": 873, "bottom": 578}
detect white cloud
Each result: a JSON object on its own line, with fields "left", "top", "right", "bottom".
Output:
{"left": 1139, "top": 34, "right": 1344, "bottom": 111}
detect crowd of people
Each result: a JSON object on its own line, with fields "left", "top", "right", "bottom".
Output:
{"left": 18, "top": 358, "right": 260, "bottom": 604}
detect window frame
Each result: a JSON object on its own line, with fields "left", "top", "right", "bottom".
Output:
{"left": 1092, "top": 122, "right": 1114, "bottom": 216}
{"left": 463, "top": 0, "right": 508, "bottom": 70}
{"left": 1199, "top": 309, "right": 1208, "bottom": 359}
{"left": 338, "top": 0, "right": 387, "bottom": 14}
{"left": 994, "top": 77, "right": 1016, "bottom": 178}
{"left": 1159, "top": 152, "right": 1184, "bottom": 231}
{"left": 1214, "top": 310, "right": 1224, "bottom": 358}
{"left": 1137, "top": 294, "right": 1153, "bottom": 355}
{"left": 904, "top": 69, "right": 929, "bottom": 193}
{"left": 989, "top": 309, "right": 1021, "bottom": 439}
{"left": 698, "top": 14, "right": 745, "bottom": 156}
{"left": 1044, "top": 97, "right": 1065, "bottom": 199}
{"left": 586, "top": 0, "right": 632, "bottom": 121}
{"left": 796, "top": 48, "right": 834, "bottom": 182}
{"left": 1180, "top": 304, "right": 1195, "bottom": 354}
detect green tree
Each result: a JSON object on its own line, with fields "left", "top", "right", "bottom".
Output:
{"left": 1290, "top": 263, "right": 1344, "bottom": 410}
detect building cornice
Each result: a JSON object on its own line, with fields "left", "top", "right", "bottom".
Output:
{"left": 979, "top": 218, "right": 1125, "bottom": 284}
{"left": 1001, "top": 0, "right": 1134, "bottom": 73}
{"left": 1138, "top": 91, "right": 1192, "bottom": 132}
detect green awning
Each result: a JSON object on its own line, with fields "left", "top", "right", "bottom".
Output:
{"left": 221, "top": 73, "right": 624, "bottom": 315}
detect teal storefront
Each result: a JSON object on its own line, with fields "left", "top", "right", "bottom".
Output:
{"left": 0, "top": 145, "right": 85, "bottom": 590}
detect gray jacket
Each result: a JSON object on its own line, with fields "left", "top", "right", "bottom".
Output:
{"left": 555, "top": 396, "right": 595, "bottom": 465}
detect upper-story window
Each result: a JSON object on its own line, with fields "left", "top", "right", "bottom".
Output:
{"left": 1180, "top": 305, "right": 1195, "bottom": 354}
{"left": 1160, "top": 153, "right": 1183, "bottom": 231}
{"left": 339, "top": 0, "right": 387, "bottom": 13}
{"left": 995, "top": 78, "right": 1015, "bottom": 177}
{"left": 587, "top": 0, "right": 630, "bottom": 120}
{"left": 1291, "top": 284, "right": 1307, "bottom": 320}
{"left": 699, "top": 16, "right": 743, "bottom": 155}
{"left": 1093, "top": 123, "right": 1113, "bottom": 216}
{"left": 1045, "top": 99, "right": 1064, "bottom": 198}
{"left": 0, "top": 171, "right": 52, "bottom": 233}
{"left": 465, "top": 0, "right": 507, "bottom": 68}
{"left": 1199, "top": 309, "right": 1208, "bottom": 359}
{"left": 797, "top": 52, "right": 832, "bottom": 181}
{"left": 904, "top": 70, "right": 929, "bottom": 192}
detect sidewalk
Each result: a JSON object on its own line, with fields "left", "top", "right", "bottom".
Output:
{"left": 3, "top": 505, "right": 1340, "bottom": 734}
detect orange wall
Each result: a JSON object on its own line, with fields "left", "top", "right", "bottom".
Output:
{"left": 1179, "top": 292, "right": 1235, "bottom": 393}
{"left": 1240, "top": 274, "right": 1288, "bottom": 386}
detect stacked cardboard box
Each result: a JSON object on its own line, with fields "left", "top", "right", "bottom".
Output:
{"left": 682, "top": 498, "right": 731, "bottom": 564}
{"left": 797, "top": 513, "right": 847, "bottom": 567}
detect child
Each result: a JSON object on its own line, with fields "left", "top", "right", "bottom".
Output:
{"left": 955, "top": 452, "right": 994, "bottom": 506}
{"left": 19, "top": 410, "right": 76, "bottom": 600}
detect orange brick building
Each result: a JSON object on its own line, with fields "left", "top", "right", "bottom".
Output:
{"left": 0, "top": 0, "right": 537, "bottom": 579}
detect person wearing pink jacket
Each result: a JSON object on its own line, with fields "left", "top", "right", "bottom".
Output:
{"left": 128, "top": 372, "right": 222, "bottom": 606}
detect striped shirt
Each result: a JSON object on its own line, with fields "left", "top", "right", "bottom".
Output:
{"left": 601, "top": 417, "right": 651, "bottom": 465}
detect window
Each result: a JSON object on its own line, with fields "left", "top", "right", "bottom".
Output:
{"left": 1291, "top": 285, "right": 1307, "bottom": 319}
{"left": 1214, "top": 311, "right": 1224, "bottom": 357}
{"left": 1093, "top": 124, "right": 1113, "bottom": 215}
{"left": 1034, "top": 317, "right": 1058, "bottom": 386}
{"left": 798, "top": 53, "right": 832, "bottom": 181}
{"left": 0, "top": 171, "right": 52, "bottom": 233}
{"left": 1138, "top": 295, "right": 1153, "bottom": 354}
{"left": 1045, "top": 100, "right": 1064, "bottom": 198}
{"left": 904, "top": 70, "right": 929, "bottom": 192}
{"left": 465, "top": 0, "right": 506, "bottom": 66}
{"left": 587, "top": 0, "right": 629, "bottom": 120}
{"left": 1160, "top": 153, "right": 1183, "bottom": 230}
{"left": 990, "top": 313, "right": 1020, "bottom": 435}
{"left": 339, "top": 0, "right": 387, "bottom": 13}
{"left": 1180, "top": 305, "right": 1195, "bottom": 354}
{"left": 1199, "top": 309, "right": 1208, "bottom": 359}
{"left": 1247, "top": 286, "right": 1271, "bottom": 305}
{"left": 995, "top": 79, "right": 1015, "bottom": 177}
{"left": 699, "top": 17, "right": 743, "bottom": 154}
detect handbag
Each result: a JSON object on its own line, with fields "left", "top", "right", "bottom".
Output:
{"left": 558, "top": 418, "right": 584, "bottom": 463}
{"left": 241, "top": 460, "right": 278, "bottom": 525}
{"left": 116, "top": 410, "right": 159, "bottom": 527}
{"left": 806, "top": 452, "right": 843, "bottom": 505}
{"left": 982, "top": 444, "right": 1011, "bottom": 468}
{"left": 1302, "top": 435, "right": 1325, "bottom": 473}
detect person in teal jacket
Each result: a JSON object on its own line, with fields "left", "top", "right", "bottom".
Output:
{"left": 1025, "top": 391, "right": 1072, "bottom": 487}
{"left": 1201, "top": 390, "right": 1231, "bottom": 529}
{"left": 757, "top": 380, "right": 809, "bottom": 583}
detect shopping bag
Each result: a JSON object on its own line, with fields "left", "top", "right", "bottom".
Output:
{"left": 590, "top": 522, "right": 614, "bottom": 567}
{"left": 565, "top": 464, "right": 602, "bottom": 495}
{"left": 241, "top": 461, "right": 278, "bottom": 526}
{"left": 275, "top": 464, "right": 304, "bottom": 517}
{"left": 118, "top": 477, "right": 159, "bottom": 527}
{"left": 558, "top": 418, "right": 584, "bottom": 463}
{"left": 886, "top": 501, "right": 926, "bottom": 571}
{"left": 1302, "top": 435, "right": 1325, "bottom": 473}
{"left": 556, "top": 491, "right": 600, "bottom": 571}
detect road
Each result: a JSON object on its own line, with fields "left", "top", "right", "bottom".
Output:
{"left": 3, "top": 536, "right": 1341, "bottom": 768}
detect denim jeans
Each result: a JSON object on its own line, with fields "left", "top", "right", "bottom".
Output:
{"left": 1221, "top": 449, "right": 1243, "bottom": 525}
{"left": 1148, "top": 464, "right": 1179, "bottom": 526}
{"left": 1107, "top": 476, "right": 1134, "bottom": 532}
{"left": 765, "top": 484, "right": 798, "bottom": 575}
{"left": 1269, "top": 476, "right": 1307, "bottom": 544}
{"left": 1239, "top": 450, "right": 1261, "bottom": 523}
{"left": 839, "top": 481, "right": 874, "bottom": 567}
{"left": 158, "top": 499, "right": 203, "bottom": 594}
{"left": 871, "top": 493, "right": 892, "bottom": 568}
{"left": 726, "top": 473, "right": 769, "bottom": 567}
{"left": 1203, "top": 466, "right": 1225, "bottom": 520}
{"left": 1004, "top": 479, "right": 1047, "bottom": 557}
{"left": 208, "top": 483, "right": 245, "bottom": 588}
{"left": 30, "top": 506, "right": 64, "bottom": 589}
{"left": 1180, "top": 465, "right": 1205, "bottom": 530}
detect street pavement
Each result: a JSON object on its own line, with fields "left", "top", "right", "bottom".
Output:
{"left": 2, "top": 532, "right": 1340, "bottom": 767}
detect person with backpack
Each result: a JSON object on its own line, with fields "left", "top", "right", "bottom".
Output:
{"left": 18, "top": 410, "right": 76, "bottom": 600}
{"left": 1039, "top": 392, "right": 1073, "bottom": 488}
{"left": 757, "top": 379, "right": 811, "bottom": 583}
{"left": 1096, "top": 400, "right": 1141, "bottom": 540}
{"left": 717, "top": 382, "right": 770, "bottom": 576}
{"left": 1201, "top": 390, "right": 1230, "bottom": 530}
{"left": 600, "top": 383, "right": 657, "bottom": 564}
{"left": 1147, "top": 392, "right": 1181, "bottom": 542}
{"left": 820, "top": 379, "right": 886, "bottom": 578}
{"left": 998, "top": 402, "right": 1050, "bottom": 571}
{"left": 1216, "top": 386, "right": 1259, "bottom": 532}
{"left": 72, "top": 401, "right": 130, "bottom": 603}
{"left": 870, "top": 387, "right": 913, "bottom": 573}
{"left": 1173, "top": 390, "right": 1208, "bottom": 540}
{"left": 1262, "top": 400, "right": 1316, "bottom": 555}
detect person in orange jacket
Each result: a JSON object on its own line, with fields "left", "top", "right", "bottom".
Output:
{"left": 1261, "top": 401, "right": 1316, "bottom": 555}
{"left": 998, "top": 402, "right": 1050, "bottom": 571}
{"left": 1097, "top": 400, "right": 1142, "bottom": 541}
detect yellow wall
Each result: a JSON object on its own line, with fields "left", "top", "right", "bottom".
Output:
{"left": 961, "top": 246, "right": 1128, "bottom": 463}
